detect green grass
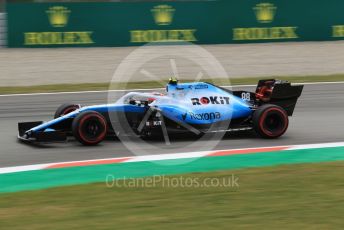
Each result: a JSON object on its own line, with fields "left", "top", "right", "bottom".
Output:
{"left": 1, "top": 74, "right": 344, "bottom": 95}
{"left": 0, "top": 161, "right": 343, "bottom": 229}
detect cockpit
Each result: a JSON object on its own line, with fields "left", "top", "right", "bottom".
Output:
{"left": 122, "top": 92, "right": 164, "bottom": 107}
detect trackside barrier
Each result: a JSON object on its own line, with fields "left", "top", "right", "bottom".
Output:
{"left": 6, "top": 1, "right": 344, "bottom": 47}
{"left": 0, "top": 13, "right": 6, "bottom": 47}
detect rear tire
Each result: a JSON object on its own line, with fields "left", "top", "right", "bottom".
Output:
{"left": 253, "top": 104, "right": 288, "bottom": 138}
{"left": 54, "top": 103, "right": 81, "bottom": 118}
{"left": 72, "top": 111, "right": 107, "bottom": 146}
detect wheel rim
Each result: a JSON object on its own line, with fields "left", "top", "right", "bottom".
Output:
{"left": 83, "top": 120, "right": 101, "bottom": 138}
{"left": 78, "top": 115, "right": 107, "bottom": 144}
{"left": 260, "top": 108, "right": 288, "bottom": 137}
{"left": 264, "top": 113, "right": 283, "bottom": 133}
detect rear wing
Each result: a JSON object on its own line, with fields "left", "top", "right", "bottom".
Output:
{"left": 233, "top": 79, "right": 303, "bottom": 116}
{"left": 256, "top": 79, "right": 303, "bottom": 116}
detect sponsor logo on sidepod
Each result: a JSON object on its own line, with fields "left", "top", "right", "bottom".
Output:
{"left": 191, "top": 96, "right": 230, "bottom": 105}
{"left": 182, "top": 112, "right": 221, "bottom": 121}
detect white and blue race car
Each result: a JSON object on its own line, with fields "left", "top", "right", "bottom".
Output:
{"left": 18, "top": 79, "right": 303, "bottom": 145}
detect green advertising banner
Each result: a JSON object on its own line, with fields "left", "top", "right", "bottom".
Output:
{"left": 6, "top": 1, "right": 344, "bottom": 47}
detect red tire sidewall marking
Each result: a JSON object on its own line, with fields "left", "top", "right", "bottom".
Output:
{"left": 259, "top": 107, "right": 288, "bottom": 137}
{"left": 78, "top": 113, "right": 107, "bottom": 144}
{"left": 63, "top": 106, "right": 79, "bottom": 115}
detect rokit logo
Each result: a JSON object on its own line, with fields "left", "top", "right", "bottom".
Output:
{"left": 182, "top": 112, "right": 221, "bottom": 120}
{"left": 191, "top": 96, "right": 230, "bottom": 105}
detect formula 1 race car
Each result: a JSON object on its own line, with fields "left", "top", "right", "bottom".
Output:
{"left": 18, "top": 79, "right": 303, "bottom": 145}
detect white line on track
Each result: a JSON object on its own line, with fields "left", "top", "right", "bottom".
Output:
{"left": 1, "top": 81, "right": 344, "bottom": 97}
{"left": 287, "top": 142, "right": 344, "bottom": 150}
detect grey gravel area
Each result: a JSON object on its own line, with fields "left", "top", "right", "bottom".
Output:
{"left": 1, "top": 41, "right": 344, "bottom": 86}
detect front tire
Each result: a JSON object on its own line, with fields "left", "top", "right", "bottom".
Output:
{"left": 253, "top": 104, "right": 289, "bottom": 138}
{"left": 54, "top": 103, "right": 81, "bottom": 118}
{"left": 72, "top": 111, "right": 107, "bottom": 146}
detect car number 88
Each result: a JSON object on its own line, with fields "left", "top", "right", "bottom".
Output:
{"left": 241, "top": 92, "right": 251, "bottom": 101}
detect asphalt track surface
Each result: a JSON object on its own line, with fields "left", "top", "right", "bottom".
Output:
{"left": 0, "top": 83, "right": 343, "bottom": 167}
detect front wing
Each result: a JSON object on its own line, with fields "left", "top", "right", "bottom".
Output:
{"left": 18, "top": 121, "right": 67, "bottom": 143}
